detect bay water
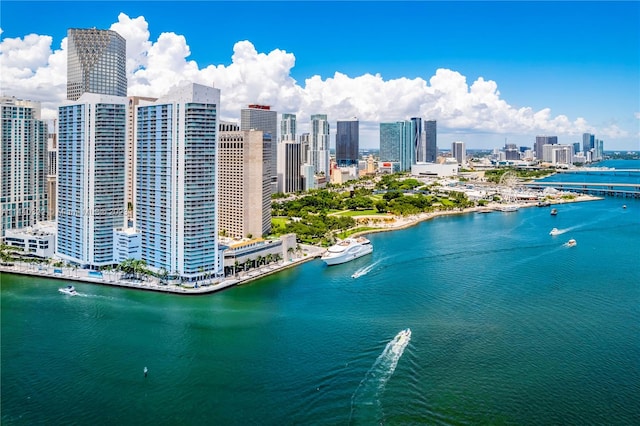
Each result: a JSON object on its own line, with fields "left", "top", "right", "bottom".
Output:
{"left": 2, "top": 160, "right": 639, "bottom": 425}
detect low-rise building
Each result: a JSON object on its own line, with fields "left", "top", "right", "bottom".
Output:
{"left": 113, "top": 228, "right": 141, "bottom": 263}
{"left": 3, "top": 221, "right": 56, "bottom": 258}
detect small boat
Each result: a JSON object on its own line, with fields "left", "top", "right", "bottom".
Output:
{"left": 566, "top": 239, "right": 577, "bottom": 247}
{"left": 550, "top": 208, "right": 558, "bottom": 216}
{"left": 549, "top": 228, "right": 561, "bottom": 236}
{"left": 144, "top": 366, "right": 148, "bottom": 377}
{"left": 496, "top": 205, "right": 519, "bottom": 212}
{"left": 623, "top": 205, "right": 627, "bottom": 209}
{"left": 58, "top": 285, "right": 78, "bottom": 296}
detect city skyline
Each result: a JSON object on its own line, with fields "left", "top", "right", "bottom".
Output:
{"left": 1, "top": 1, "right": 638, "bottom": 151}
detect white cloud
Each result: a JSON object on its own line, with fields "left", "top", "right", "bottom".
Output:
{"left": 0, "top": 14, "right": 631, "bottom": 147}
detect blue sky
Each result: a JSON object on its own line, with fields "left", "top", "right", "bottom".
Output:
{"left": 1, "top": 1, "right": 639, "bottom": 150}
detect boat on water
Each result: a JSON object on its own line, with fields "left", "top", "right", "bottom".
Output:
{"left": 549, "top": 228, "right": 561, "bottom": 236}
{"left": 395, "top": 328, "right": 412, "bottom": 345}
{"left": 496, "top": 205, "right": 520, "bottom": 212}
{"left": 567, "top": 239, "right": 577, "bottom": 247}
{"left": 550, "top": 208, "right": 558, "bottom": 216}
{"left": 321, "top": 237, "right": 373, "bottom": 266}
{"left": 58, "top": 285, "right": 78, "bottom": 296}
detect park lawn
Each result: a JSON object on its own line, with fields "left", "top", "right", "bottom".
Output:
{"left": 271, "top": 217, "right": 288, "bottom": 227}
{"left": 335, "top": 209, "right": 382, "bottom": 217}
{"left": 337, "top": 227, "right": 379, "bottom": 239}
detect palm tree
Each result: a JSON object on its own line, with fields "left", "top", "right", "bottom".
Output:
{"left": 287, "top": 247, "right": 294, "bottom": 260}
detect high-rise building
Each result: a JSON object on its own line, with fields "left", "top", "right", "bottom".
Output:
{"left": 56, "top": 93, "right": 127, "bottom": 267}
{"left": 410, "top": 117, "right": 423, "bottom": 163}
{"left": 135, "top": 83, "right": 221, "bottom": 280}
{"left": 425, "top": 120, "right": 438, "bottom": 163}
{"left": 126, "top": 96, "right": 157, "bottom": 221}
{"left": 1, "top": 96, "right": 48, "bottom": 236}
{"left": 380, "top": 121, "right": 414, "bottom": 171}
{"left": 66, "top": 28, "right": 127, "bottom": 101}
{"left": 336, "top": 118, "right": 359, "bottom": 167}
{"left": 299, "top": 133, "right": 310, "bottom": 165}
{"left": 582, "top": 133, "right": 595, "bottom": 155}
{"left": 46, "top": 121, "right": 57, "bottom": 221}
{"left": 241, "top": 105, "right": 278, "bottom": 196}
{"left": 277, "top": 113, "right": 299, "bottom": 193}
{"left": 280, "top": 113, "right": 296, "bottom": 142}
{"left": 310, "top": 114, "right": 330, "bottom": 176}
{"left": 218, "top": 123, "right": 272, "bottom": 239}
{"left": 451, "top": 141, "right": 466, "bottom": 165}
{"left": 277, "top": 142, "right": 302, "bottom": 194}
{"left": 535, "top": 136, "right": 558, "bottom": 161}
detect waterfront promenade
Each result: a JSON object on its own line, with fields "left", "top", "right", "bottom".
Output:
{"left": 0, "top": 194, "right": 601, "bottom": 295}
{"left": 0, "top": 244, "right": 326, "bottom": 295}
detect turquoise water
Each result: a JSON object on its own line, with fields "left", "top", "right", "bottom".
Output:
{"left": 2, "top": 167, "right": 640, "bottom": 425}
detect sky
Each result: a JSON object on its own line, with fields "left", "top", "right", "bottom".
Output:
{"left": 1, "top": 1, "right": 639, "bottom": 151}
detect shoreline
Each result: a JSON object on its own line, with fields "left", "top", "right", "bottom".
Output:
{"left": 349, "top": 194, "right": 603, "bottom": 238}
{"left": 0, "top": 195, "right": 602, "bottom": 295}
{"left": 0, "top": 244, "right": 325, "bottom": 296}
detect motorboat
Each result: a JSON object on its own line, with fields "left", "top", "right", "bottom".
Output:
{"left": 321, "top": 237, "right": 373, "bottom": 266}
{"left": 550, "top": 208, "right": 558, "bottom": 216}
{"left": 566, "top": 239, "right": 577, "bottom": 247}
{"left": 58, "top": 285, "right": 78, "bottom": 296}
{"left": 549, "top": 228, "right": 561, "bottom": 236}
{"left": 395, "top": 328, "right": 412, "bottom": 345}
{"left": 496, "top": 205, "right": 519, "bottom": 212}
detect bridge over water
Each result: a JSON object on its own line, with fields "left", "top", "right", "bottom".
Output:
{"left": 525, "top": 181, "right": 640, "bottom": 198}
{"left": 556, "top": 169, "right": 640, "bottom": 177}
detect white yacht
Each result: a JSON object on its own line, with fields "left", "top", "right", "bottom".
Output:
{"left": 566, "top": 239, "right": 577, "bottom": 247}
{"left": 549, "top": 228, "right": 561, "bottom": 236}
{"left": 321, "top": 237, "right": 373, "bottom": 266}
{"left": 58, "top": 285, "right": 78, "bottom": 296}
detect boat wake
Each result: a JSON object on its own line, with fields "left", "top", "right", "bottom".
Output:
{"left": 351, "top": 259, "right": 383, "bottom": 279}
{"left": 349, "top": 328, "right": 411, "bottom": 424}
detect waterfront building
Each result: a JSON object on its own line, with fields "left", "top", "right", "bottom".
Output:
{"left": 46, "top": 123, "right": 57, "bottom": 221}
{"left": 573, "top": 142, "right": 581, "bottom": 156}
{"left": 411, "top": 161, "right": 459, "bottom": 177}
{"left": 126, "top": 96, "right": 157, "bottom": 221}
{"left": 451, "top": 141, "right": 466, "bottom": 165}
{"left": 336, "top": 118, "right": 359, "bottom": 167}
{"left": 379, "top": 121, "right": 414, "bottom": 171}
{"left": 310, "top": 114, "right": 330, "bottom": 177}
{"left": 3, "top": 221, "right": 56, "bottom": 258}
{"left": 66, "top": 28, "right": 127, "bottom": 101}
{"left": 135, "top": 83, "right": 221, "bottom": 280}
{"left": 535, "top": 136, "right": 557, "bottom": 161}
{"left": 1, "top": 96, "right": 48, "bottom": 237}
{"left": 424, "top": 120, "right": 438, "bottom": 163}
{"left": 241, "top": 105, "right": 277, "bottom": 196}
{"left": 218, "top": 123, "right": 272, "bottom": 239}
{"left": 56, "top": 93, "right": 127, "bottom": 267}
{"left": 221, "top": 234, "right": 297, "bottom": 277}
{"left": 113, "top": 228, "right": 141, "bottom": 263}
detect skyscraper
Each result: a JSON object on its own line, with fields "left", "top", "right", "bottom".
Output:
{"left": 1, "top": 96, "right": 48, "bottom": 236}
{"left": 410, "top": 117, "right": 423, "bottom": 163}
{"left": 379, "top": 121, "right": 414, "bottom": 171}
{"left": 241, "top": 105, "right": 278, "bottom": 195}
{"left": 451, "top": 141, "right": 466, "bottom": 165}
{"left": 66, "top": 28, "right": 127, "bottom": 101}
{"left": 280, "top": 113, "right": 296, "bottom": 142}
{"left": 535, "top": 136, "right": 558, "bottom": 161}
{"left": 126, "top": 96, "right": 157, "bottom": 221}
{"left": 425, "top": 120, "right": 438, "bottom": 163}
{"left": 336, "top": 118, "right": 359, "bottom": 167}
{"left": 56, "top": 93, "right": 127, "bottom": 267}
{"left": 310, "top": 114, "right": 330, "bottom": 176}
{"left": 219, "top": 123, "right": 272, "bottom": 239}
{"left": 135, "top": 83, "right": 221, "bottom": 280}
